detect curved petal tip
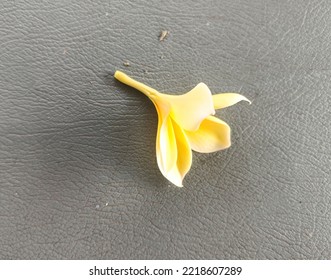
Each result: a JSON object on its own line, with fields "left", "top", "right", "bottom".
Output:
{"left": 213, "top": 93, "right": 251, "bottom": 110}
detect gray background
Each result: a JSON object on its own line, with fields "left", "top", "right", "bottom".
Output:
{"left": 1, "top": 0, "right": 330, "bottom": 259}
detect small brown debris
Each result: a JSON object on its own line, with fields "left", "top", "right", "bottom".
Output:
{"left": 123, "top": 60, "right": 130, "bottom": 67}
{"left": 159, "top": 30, "right": 169, "bottom": 41}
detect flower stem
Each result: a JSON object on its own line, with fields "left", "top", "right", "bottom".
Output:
{"left": 114, "top": 71, "right": 159, "bottom": 97}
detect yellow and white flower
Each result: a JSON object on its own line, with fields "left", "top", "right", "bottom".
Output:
{"left": 114, "top": 71, "right": 250, "bottom": 187}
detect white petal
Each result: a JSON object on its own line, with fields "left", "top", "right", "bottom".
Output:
{"left": 161, "top": 83, "right": 215, "bottom": 131}
{"left": 185, "top": 116, "right": 231, "bottom": 153}
{"left": 213, "top": 93, "right": 251, "bottom": 110}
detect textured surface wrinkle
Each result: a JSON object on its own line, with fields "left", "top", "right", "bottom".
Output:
{"left": 1, "top": 0, "right": 331, "bottom": 259}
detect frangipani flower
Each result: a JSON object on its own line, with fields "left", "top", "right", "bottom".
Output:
{"left": 114, "top": 70, "right": 250, "bottom": 187}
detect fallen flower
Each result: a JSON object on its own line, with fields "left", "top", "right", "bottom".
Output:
{"left": 114, "top": 71, "right": 250, "bottom": 187}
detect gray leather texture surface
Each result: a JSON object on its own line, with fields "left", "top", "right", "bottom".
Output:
{"left": 1, "top": 0, "right": 330, "bottom": 259}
